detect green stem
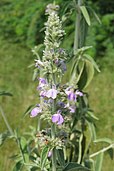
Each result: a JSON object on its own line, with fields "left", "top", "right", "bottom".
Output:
{"left": 37, "top": 116, "right": 41, "bottom": 132}
{"left": 90, "top": 144, "right": 114, "bottom": 158}
{"left": 0, "top": 106, "right": 13, "bottom": 136}
{"left": 50, "top": 54, "right": 57, "bottom": 170}
{"left": 51, "top": 124, "right": 56, "bottom": 171}
{"left": 73, "top": 0, "right": 83, "bottom": 54}
{"left": 37, "top": 71, "right": 43, "bottom": 132}
{"left": 18, "top": 138, "right": 26, "bottom": 163}
{"left": 77, "top": 133, "right": 83, "bottom": 164}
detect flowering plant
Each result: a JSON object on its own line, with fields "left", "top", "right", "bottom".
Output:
{"left": 28, "top": 2, "right": 100, "bottom": 171}
{"left": 1, "top": 1, "right": 114, "bottom": 171}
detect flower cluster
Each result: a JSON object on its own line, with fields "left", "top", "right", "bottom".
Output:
{"left": 30, "top": 76, "right": 83, "bottom": 126}
{"left": 30, "top": 6, "right": 84, "bottom": 168}
{"left": 34, "top": 3, "right": 67, "bottom": 85}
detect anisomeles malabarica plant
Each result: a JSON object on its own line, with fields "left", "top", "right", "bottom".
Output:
{"left": 29, "top": 2, "right": 102, "bottom": 171}
{"left": 1, "top": 1, "right": 114, "bottom": 171}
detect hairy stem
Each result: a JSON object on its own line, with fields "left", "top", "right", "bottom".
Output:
{"left": 77, "top": 133, "right": 83, "bottom": 163}
{"left": 90, "top": 144, "right": 114, "bottom": 158}
{"left": 51, "top": 124, "right": 56, "bottom": 171}
{"left": 73, "top": 0, "right": 83, "bottom": 54}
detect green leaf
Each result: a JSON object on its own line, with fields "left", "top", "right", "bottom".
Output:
{"left": 77, "top": 59, "right": 94, "bottom": 90}
{"left": 80, "top": 6, "right": 91, "bottom": 26}
{"left": 94, "top": 138, "right": 113, "bottom": 144}
{"left": 70, "top": 58, "right": 85, "bottom": 85}
{"left": 90, "top": 8, "right": 101, "bottom": 24}
{"left": 13, "top": 161, "right": 23, "bottom": 171}
{"left": 0, "top": 131, "right": 10, "bottom": 146}
{"left": 87, "top": 111, "right": 99, "bottom": 121}
{"left": 0, "top": 91, "right": 13, "bottom": 96}
{"left": 23, "top": 105, "right": 35, "bottom": 118}
{"left": 20, "top": 137, "right": 27, "bottom": 151}
{"left": 40, "top": 146, "right": 49, "bottom": 170}
{"left": 76, "top": 60, "right": 85, "bottom": 84}
{"left": 57, "top": 149, "right": 65, "bottom": 167}
{"left": 87, "top": 121, "right": 96, "bottom": 141}
{"left": 32, "top": 68, "right": 39, "bottom": 81}
{"left": 9, "top": 154, "right": 19, "bottom": 160}
{"left": 107, "top": 148, "right": 114, "bottom": 160}
{"left": 93, "top": 11, "right": 101, "bottom": 24}
{"left": 63, "top": 162, "right": 90, "bottom": 171}
{"left": 84, "top": 54, "right": 100, "bottom": 72}
{"left": 85, "top": 159, "right": 95, "bottom": 170}
{"left": 77, "top": 46, "right": 92, "bottom": 55}
{"left": 95, "top": 152, "right": 104, "bottom": 171}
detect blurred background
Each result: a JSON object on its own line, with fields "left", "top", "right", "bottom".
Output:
{"left": 0, "top": 0, "right": 114, "bottom": 170}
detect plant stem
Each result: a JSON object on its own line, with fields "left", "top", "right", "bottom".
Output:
{"left": 73, "top": 0, "right": 83, "bottom": 54}
{"left": 0, "top": 105, "right": 13, "bottom": 135}
{"left": 37, "top": 116, "right": 41, "bottom": 132}
{"left": 90, "top": 144, "right": 114, "bottom": 158}
{"left": 77, "top": 133, "right": 83, "bottom": 163}
{"left": 51, "top": 54, "right": 57, "bottom": 170}
{"left": 37, "top": 71, "right": 43, "bottom": 132}
{"left": 51, "top": 124, "right": 56, "bottom": 171}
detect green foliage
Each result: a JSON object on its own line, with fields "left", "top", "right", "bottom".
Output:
{"left": 0, "top": 0, "right": 51, "bottom": 46}
{"left": 63, "top": 162, "right": 89, "bottom": 171}
{"left": 0, "top": 91, "right": 13, "bottom": 96}
{"left": 0, "top": 0, "right": 114, "bottom": 171}
{"left": 80, "top": 6, "right": 91, "bottom": 26}
{"left": 95, "top": 152, "right": 104, "bottom": 171}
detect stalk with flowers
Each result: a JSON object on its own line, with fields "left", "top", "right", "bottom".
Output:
{"left": 1, "top": 1, "right": 114, "bottom": 171}
{"left": 30, "top": 2, "right": 99, "bottom": 171}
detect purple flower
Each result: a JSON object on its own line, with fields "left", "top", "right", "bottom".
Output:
{"left": 65, "top": 88, "right": 83, "bottom": 101}
{"left": 48, "top": 99, "right": 54, "bottom": 104}
{"left": 40, "top": 90, "right": 47, "bottom": 97}
{"left": 64, "top": 103, "right": 76, "bottom": 113}
{"left": 69, "top": 105, "right": 76, "bottom": 113}
{"left": 37, "top": 78, "right": 47, "bottom": 90}
{"left": 55, "top": 59, "right": 67, "bottom": 72}
{"left": 65, "top": 87, "right": 72, "bottom": 95}
{"left": 57, "top": 101, "right": 65, "bottom": 108}
{"left": 46, "top": 88, "right": 57, "bottom": 99}
{"left": 65, "top": 88, "right": 76, "bottom": 101}
{"left": 68, "top": 91, "right": 76, "bottom": 101}
{"left": 58, "top": 48, "right": 65, "bottom": 55}
{"left": 30, "top": 106, "right": 42, "bottom": 117}
{"left": 48, "top": 150, "right": 52, "bottom": 157}
{"left": 52, "top": 110, "right": 64, "bottom": 125}
{"left": 75, "top": 90, "right": 83, "bottom": 96}
{"left": 39, "top": 78, "right": 46, "bottom": 85}
{"left": 60, "top": 60, "right": 67, "bottom": 72}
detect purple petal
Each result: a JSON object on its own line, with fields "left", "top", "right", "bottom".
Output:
{"left": 52, "top": 113, "right": 64, "bottom": 125}
{"left": 52, "top": 114, "right": 59, "bottom": 123}
{"left": 68, "top": 91, "right": 76, "bottom": 101}
{"left": 48, "top": 151, "right": 52, "bottom": 157}
{"left": 30, "top": 107, "right": 42, "bottom": 118}
{"left": 40, "top": 90, "right": 47, "bottom": 97}
{"left": 75, "top": 90, "right": 83, "bottom": 96}
{"left": 57, "top": 114, "right": 64, "bottom": 125}
{"left": 39, "top": 78, "right": 47, "bottom": 84}
{"left": 46, "top": 89, "right": 57, "bottom": 99}
{"left": 38, "top": 78, "right": 47, "bottom": 89}
{"left": 69, "top": 106, "right": 76, "bottom": 113}
{"left": 57, "top": 101, "right": 65, "bottom": 108}
{"left": 60, "top": 60, "right": 67, "bottom": 72}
